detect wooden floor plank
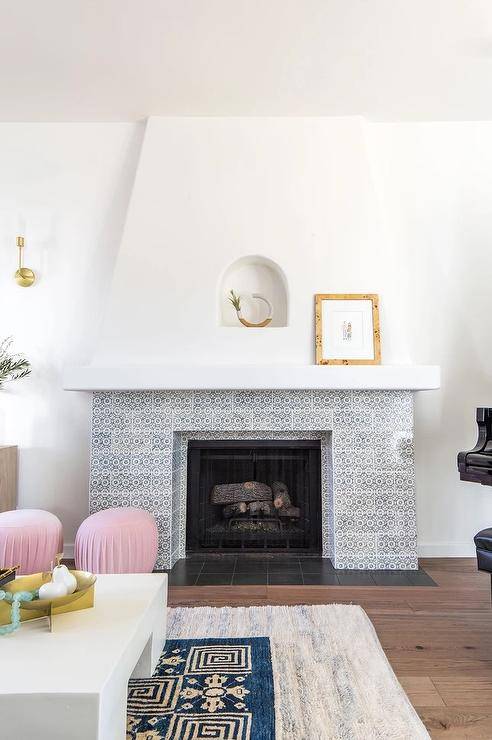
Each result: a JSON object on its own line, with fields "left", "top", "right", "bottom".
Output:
{"left": 418, "top": 707, "right": 492, "bottom": 738}
{"left": 388, "top": 654, "right": 492, "bottom": 677}
{"left": 169, "top": 557, "right": 492, "bottom": 739}
{"left": 420, "top": 558, "right": 480, "bottom": 573}
{"left": 398, "top": 676, "right": 445, "bottom": 707}
{"left": 431, "top": 677, "right": 492, "bottom": 707}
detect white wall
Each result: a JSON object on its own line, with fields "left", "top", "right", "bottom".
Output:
{"left": 95, "top": 116, "right": 400, "bottom": 365}
{"left": 1, "top": 117, "right": 492, "bottom": 556}
{"left": 366, "top": 122, "right": 492, "bottom": 555}
{"left": 0, "top": 123, "right": 143, "bottom": 550}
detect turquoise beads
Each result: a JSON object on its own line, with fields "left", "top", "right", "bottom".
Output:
{"left": 0, "top": 589, "right": 39, "bottom": 635}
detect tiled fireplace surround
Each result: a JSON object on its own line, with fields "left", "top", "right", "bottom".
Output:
{"left": 90, "top": 389, "right": 416, "bottom": 571}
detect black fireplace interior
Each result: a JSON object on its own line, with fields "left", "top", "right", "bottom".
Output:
{"left": 186, "top": 439, "right": 322, "bottom": 552}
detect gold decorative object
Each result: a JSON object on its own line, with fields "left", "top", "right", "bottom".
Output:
{"left": 0, "top": 570, "right": 96, "bottom": 632}
{"left": 228, "top": 289, "right": 273, "bottom": 328}
{"left": 14, "top": 236, "right": 35, "bottom": 287}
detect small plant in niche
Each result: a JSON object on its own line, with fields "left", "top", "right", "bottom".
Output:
{"left": 0, "top": 337, "right": 31, "bottom": 388}
{"left": 228, "top": 289, "right": 242, "bottom": 312}
{"left": 228, "top": 288, "right": 273, "bottom": 328}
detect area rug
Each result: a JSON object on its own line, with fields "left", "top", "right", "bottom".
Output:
{"left": 128, "top": 604, "right": 429, "bottom": 740}
{"left": 128, "top": 637, "right": 275, "bottom": 739}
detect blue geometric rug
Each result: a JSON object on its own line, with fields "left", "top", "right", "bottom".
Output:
{"left": 127, "top": 637, "right": 275, "bottom": 739}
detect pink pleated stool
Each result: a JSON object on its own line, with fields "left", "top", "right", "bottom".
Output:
{"left": 75, "top": 507, "right": 158, "bottom": 574}
{"left": 0, "top": 509, "right": 63, "bottom": 575}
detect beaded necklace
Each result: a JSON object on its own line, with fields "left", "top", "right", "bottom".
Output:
{"left": 0, "top": 589, "right": 39, "bottom": 635}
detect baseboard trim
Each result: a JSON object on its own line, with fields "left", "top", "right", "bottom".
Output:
{"left": 63, "top": 542, "right": 74, "bottom": 559}
{"left": 418, "top": 542, "right": 476, "bottom": 558}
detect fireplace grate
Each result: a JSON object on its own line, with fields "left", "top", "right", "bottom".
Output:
{"left": 186, "top": 439, "right": 321, "bottom": 553}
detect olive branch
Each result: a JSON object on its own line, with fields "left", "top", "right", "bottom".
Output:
{"left": 0, "top": 337, "right": 31, "bottom": 388}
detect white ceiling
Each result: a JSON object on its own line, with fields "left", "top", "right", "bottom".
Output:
{"left": 1, "top": 0, "right": 492, "bottom": 122}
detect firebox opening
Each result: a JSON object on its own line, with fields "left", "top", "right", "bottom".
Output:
{"left": 186, "top": 439, "right": 322, "bottom": 553}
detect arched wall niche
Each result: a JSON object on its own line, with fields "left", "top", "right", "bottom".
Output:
{"left": 218, "top": 255, "right": 289, "bottom": 327}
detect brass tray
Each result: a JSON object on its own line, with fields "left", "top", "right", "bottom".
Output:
{"left": 0, "top": 570, "right": 96, "bottom": 631}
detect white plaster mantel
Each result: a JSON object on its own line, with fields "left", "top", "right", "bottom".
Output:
{"left": 63, "top": 364, "right": 440, "bottom": 391}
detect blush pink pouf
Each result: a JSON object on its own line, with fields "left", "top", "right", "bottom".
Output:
{"left": 0, "top": 509, "right": 63, "bottom": 575}
{"left": 75, "top": 507, "right": 158, "bottom": 574}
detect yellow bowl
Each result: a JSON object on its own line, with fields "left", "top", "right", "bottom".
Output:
{"left": 0, "top": 570, "right": 96, "bottom": 628}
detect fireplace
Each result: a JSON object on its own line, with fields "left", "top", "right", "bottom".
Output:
{"left": 89, "top": 388, "right": 419, "bottom": 570}
{"left": 186, "top": 439, "right": 322, "bottom": 553}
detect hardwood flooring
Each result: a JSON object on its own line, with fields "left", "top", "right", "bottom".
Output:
{"left": 169, "top": 558, "right": 492, "bottom": 739}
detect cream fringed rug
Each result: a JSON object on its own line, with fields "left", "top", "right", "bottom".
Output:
{"left": 163, "top": 604, "right": 430, "bottom": 740}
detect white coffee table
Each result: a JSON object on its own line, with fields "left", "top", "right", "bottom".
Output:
{"left": 0, "top": 573, "right": 167, "bottom": 740}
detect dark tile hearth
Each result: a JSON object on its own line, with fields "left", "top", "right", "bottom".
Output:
{"left": 165, "top": 555, "right": 437, "bottom": 587}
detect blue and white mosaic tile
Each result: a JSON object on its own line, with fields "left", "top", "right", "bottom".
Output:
{"left": 89, "top": 389, "right": 417, "bottom": 570}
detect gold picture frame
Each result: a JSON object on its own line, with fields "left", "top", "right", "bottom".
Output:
{"left": 315, "top": 293, "right": 381, "bottom": 365}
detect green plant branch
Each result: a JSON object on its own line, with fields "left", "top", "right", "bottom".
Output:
{"left": 0, "top": 337, "right": 31, "bottom": 388}
{"left": 228, "top": 289, "right": 241, "bottom": 312}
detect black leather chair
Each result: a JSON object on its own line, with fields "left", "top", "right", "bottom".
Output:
{"left": 474, "top": 528, "right": 492, "bottom": 596}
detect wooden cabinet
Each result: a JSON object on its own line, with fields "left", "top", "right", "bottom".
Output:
{"left": 0, "top": 446, "right": 17, "bottom": 512}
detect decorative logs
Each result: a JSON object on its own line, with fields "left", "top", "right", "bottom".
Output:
{"left": 213, "top": 480, "right": 299, "bottom": 521}
{"left": 223, "top": 502, "right": 248, "bottom": 519}
{"left": 247, "top": 501, "right": 274, "bottom": 516}
{"left": 272, "top": 481, "right": 292, "bottom": 509}
{"left": 278, "top": 505, "right": 300, "bottom": 519}
{"left": 272, "top": 481, "right": 300, "bottom": 519}
{"left": 211, "top": 481, "right": 273, "bottom": 505}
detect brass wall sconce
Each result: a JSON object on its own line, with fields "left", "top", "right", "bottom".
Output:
{"left": 14, "top": 236, "right": 35, "bottom": 287}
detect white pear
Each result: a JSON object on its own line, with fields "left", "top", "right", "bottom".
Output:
{"left": 39, "top": 581, "right": 68, "bottom": 600}
{"left": 52, "top": 564, "right": 77, "bottom": 594}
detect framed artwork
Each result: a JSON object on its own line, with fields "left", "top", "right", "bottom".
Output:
{"left": 315, "top": 294, "right": 381, "bottom": 365}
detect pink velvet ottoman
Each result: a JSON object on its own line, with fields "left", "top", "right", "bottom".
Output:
{"left": 75, "top": 507, "right": 158, "bottom": 574}
{"left": 0, "top": 509, "right": 63, "bottom": 575}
